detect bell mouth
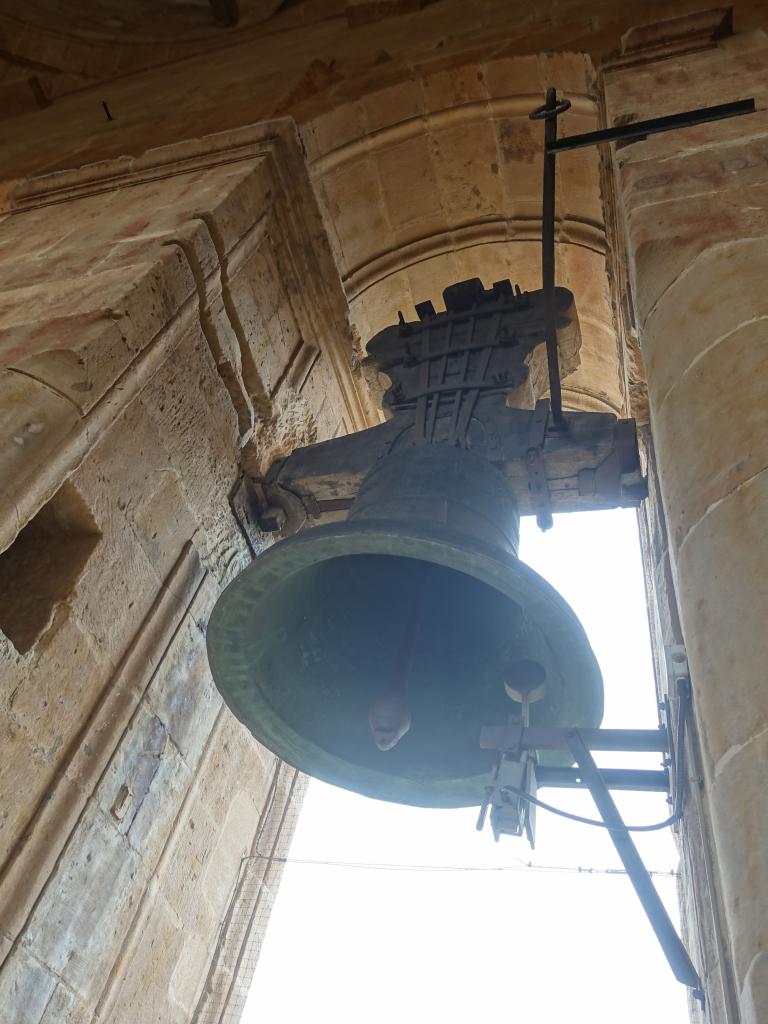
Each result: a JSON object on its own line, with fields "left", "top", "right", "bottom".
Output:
{"left": 207, "top": 520, "right": 606, "bottom": 806}
{"left": 207, "top": 519, "right": 603, "bottom": 809}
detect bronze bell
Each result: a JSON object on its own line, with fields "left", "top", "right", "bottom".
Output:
{"left": 207, "top": 444, "right": 603, "bottom": 808}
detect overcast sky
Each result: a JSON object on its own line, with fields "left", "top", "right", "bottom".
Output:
{"left": 244, "top": 508, "right": 690, "bottom": 1024}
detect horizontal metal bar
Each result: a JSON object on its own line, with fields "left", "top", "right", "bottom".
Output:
{"left": 549, "top": 98, "right": 756, "bottom": 153}
{"left": 523, "top": 727, "right": 669, "bottom": 753}
{"left": 537, "top": 767, "right": 669, "bottom": 792}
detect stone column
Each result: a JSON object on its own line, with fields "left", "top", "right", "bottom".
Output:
{"left": 605, "top": 21, "right": 768, "bottom": 1023}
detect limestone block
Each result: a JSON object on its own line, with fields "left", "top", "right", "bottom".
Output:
{"left": 139, "top": 329, "right": 239, "bottom": 521}
{"left": 0, "top": 371, "right": 79, "bottom": 538}
{"left": 618, "top": 125, "right": 768, "bottom": 217}
{"left": 202, "top": 789, "right": 264, "bottom": 915}
{"left": 742, "top": 952, "right": 768, "bottom": 1024}
{"left": 0, "top": 946, "right": 57, "bottom": 1024}
{"left": 0, "top": 252, "right": 196, "bottom": 417}
{"left": 606, "top": 36, "right": 768, "bottom": 138}
{"left": 421, "top": 63, "right": 488, "bottom": 112}
{"left": 169, "top": 931, "right": 210, "bottom": 1017}
{"left": 376, "top": 134, "right": 442, "bottom": 231}
{"left": 642, "top": 239, "right": 768, "bottom": 409}
{"left": 38, "top": 983, "right": 90, "bottom": 1024}
{"left": 158, "top": 804, "right": 222, "bottom": 939}
{"left": 195, "top": 162, "right": 273, "bottom": 258}
{"left": 67, "top": 461, "right": 165, "bottom": 666}
{"left": 430, "top": 121, "right": 504, "bottom": 219}
{"left": 494, "top": 116, "right": 541, "bottom": 204}
{"left": 480, "top": 53, "right": 542, "bottom": 98}
{"left": 96, "top": 703, "right": 192, "bottom": 864}
{"left": 708, "top": 727, "right": 768, "bottom": 992}
{"left": 557, "top": 112, "right": 604, "bottom": 225}
{"left": 102, "top": 889, "right": 186, "bottom": 1024}
{"left": 142, "top": 614, "right": 222, "bottom": 769}
{"left": 298, "top": 361, "right": 348, "bottom": 438}
{"left": 676, "top": 470, "right": 768, "bottom": 772}
{"left": 624, "top": 180, "right": 768, "bottom": 329}
{"left": 6, "top": 611, "right": 114, "bottom": 764}
{"left": 315, "top": 155, "right": 394, "bottom": 275}
{"left": 138, "top": 329, "right": 247, "bottom": 579}
{"left": 22, "top": 799, "right": 146, "bottom": 1004}
{"left": 0, "top": 715, "right": 60, "bottom": 868}
{"left": 190, "top": 712, "right": 275, "bottom": 832}
{"left": 302, "top": 99, "right": 368, "bottom": 165}
{"left": 72, "top": 396, "right": 198, "bottom": 581}
{"left": 653, "top": 318, "right": 768, "bottom": 550}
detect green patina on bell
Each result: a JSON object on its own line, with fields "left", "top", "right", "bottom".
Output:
{"left": 206, "top": 446, "right": 603, "bottom": 808}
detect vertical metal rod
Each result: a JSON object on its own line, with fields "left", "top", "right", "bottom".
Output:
{"left": 540, "top": 88, "right": 564, "bottom": 426}
{"left": 567, "top": 729, "right": 703, "bottom": 994}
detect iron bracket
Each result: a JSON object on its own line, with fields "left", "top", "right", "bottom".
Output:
{"left": 478, "top": 717, "right": 704, "bottom": 1002}
{"left": 530, "top": 90, "right": 757, "bottom": 432}
{"left": 566, "top": 729, "right": 703, "bottom": 1000}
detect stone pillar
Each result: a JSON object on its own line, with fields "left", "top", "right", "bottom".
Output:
{"left": 605, "top": 21, "right": 768, "bottom": 1023}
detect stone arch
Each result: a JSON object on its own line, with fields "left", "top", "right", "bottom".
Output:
{"left": 304, "top": 51, "right": 627, "bottom": 416}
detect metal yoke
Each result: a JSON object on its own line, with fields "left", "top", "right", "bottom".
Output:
{"left": 247, "top": 277, "right": 647, "bottom": 538}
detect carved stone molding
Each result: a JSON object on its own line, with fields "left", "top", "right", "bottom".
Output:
{"left": 0, "top": 118, "right": 377, "bottom": 554}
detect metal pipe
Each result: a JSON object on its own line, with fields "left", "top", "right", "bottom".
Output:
{"left": 549, "top": 98, "right": 756, "bottom": 153}
{"left": 521, "top": 726, "right": 669, "bottom": 752}
{"left": 539, "top": 87, "right": 564, "bottom": 425}
{"left": 537, "top": 767, "right": 669, "bottom": 792}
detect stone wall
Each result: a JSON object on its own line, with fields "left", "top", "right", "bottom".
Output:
{"left": 604, "top": 18, "right": 768, "bottom": 1023}
{"left": 0, "top": 121, "right": 371, "bottom": 1023}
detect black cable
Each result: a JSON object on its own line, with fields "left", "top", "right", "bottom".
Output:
{"left": 504, "top": 786, "right": 680, "bottom": 832}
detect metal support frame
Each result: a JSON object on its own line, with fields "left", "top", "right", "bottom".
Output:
{"left": 530, "top": 90, "right": 570, "bottom": 427}
{"left": 549, "top": 98, "right": 756, "bottom": 154}
{"left": 478, "top": 716, "right": 703, "bottom": 1001}
{"left": 530, "top": 91, "right": 757, "bottom": 432}
{"left": 566, "top": 730, "right": 702, "bottom": 998}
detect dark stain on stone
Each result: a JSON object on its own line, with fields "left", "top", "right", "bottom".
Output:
{"left": 499, "top": 119, "right": 537, "bottom": 164}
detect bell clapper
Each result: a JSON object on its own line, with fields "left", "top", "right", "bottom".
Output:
{"left": 368, "top": 561, "right": 431, "bottom": 752}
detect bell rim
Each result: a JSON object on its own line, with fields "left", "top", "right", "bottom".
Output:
{"left": 206, "top": 518, "right": 604, "bottom": 808}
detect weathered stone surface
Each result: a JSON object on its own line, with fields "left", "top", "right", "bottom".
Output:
{"left": 103, "top": 889, "right": 187, "bottom": 1024}
{"left": 142, "top": 614, "right": 222, "bottom": 768}
{"left": 23, "top": 799, "right": 145, "bottom": 1003}
{"left": 0, "top": 371, "right": 80, "bottom": 537}
{"left": 640, "top": 239, "right": 768, "bottom": 412}
{"left": 0, "top": 713, "right": 62, "bottom": 866}
{"left": 6, "top": 611, "right": 114, "bottom": 763}
{"left": 0, "top": 946, "right": 58, "bottom": 1024}
{"left": 653, "top": 315, "right": 768, "bottom": 552}
{"left": 607, "top": 25, "right": 768, "bottom": 1021}
{"left": 708, "top": 727, "right": 768, "bottom": 991}
{"left": 675, "top": 471, "right": 768, "bottom": 773}
{"left": 0, "top": 122, "right": 360, "bottom": 1023}
{"left": 742, "top": 952, "right": 768, "bottom": 1024}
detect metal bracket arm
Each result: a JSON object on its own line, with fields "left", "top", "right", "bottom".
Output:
{"left": 566, "top": 729, "right": 703, "bottom": 999}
